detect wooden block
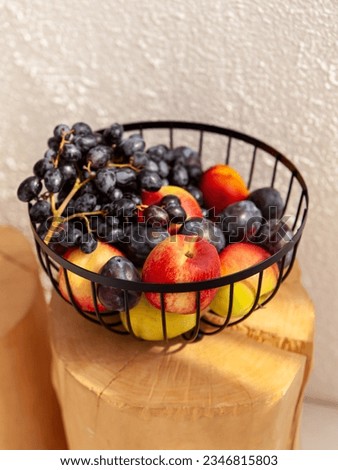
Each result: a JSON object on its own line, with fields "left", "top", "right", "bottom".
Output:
{"left": 229, "top": 263, "right": 314, "bottom": 382}
{"left": 49, "top": 260, "right": 313, "bottom": 450}
{"left": 228, "top": 263, "right": 315, "bottom": 449}
{"left": 0, "top": 226, "right": 68, "bottom": 450}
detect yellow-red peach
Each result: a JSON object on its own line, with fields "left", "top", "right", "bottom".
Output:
{"left": 210, "top": 242, "right": 278, "bottom": 319}
{"left": 59, "top": 242, "right": 124, "bottom": 312}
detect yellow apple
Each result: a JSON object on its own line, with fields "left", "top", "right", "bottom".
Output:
{"left": 120, "top": 295, "right": 197, "bottom": 341}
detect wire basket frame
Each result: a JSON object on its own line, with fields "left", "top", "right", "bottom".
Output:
{"left": 30, "top": 121, "right": 309, "bottom": 342}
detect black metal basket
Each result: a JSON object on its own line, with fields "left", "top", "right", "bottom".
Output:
{"left": 31, "top": 121, "right": 309, "bottom": 342}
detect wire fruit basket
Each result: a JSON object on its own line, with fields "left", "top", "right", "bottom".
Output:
{"left": 30, "top": 121, "right": 309, "bottom": 342}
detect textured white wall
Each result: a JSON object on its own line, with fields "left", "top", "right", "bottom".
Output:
{"left": 1, "top": 0, "right": 337, "bottom": 403}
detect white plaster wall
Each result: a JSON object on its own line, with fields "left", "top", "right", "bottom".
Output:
{"left": 1, "top": 0, "right": 337, "bottom": 403}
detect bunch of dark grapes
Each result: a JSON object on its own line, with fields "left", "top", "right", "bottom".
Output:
{"left": 17, "top": 121, "right": 204, "bottom": 267}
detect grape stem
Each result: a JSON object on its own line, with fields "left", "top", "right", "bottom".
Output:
{"left": 53, "top": 130, "right": 74, "bottom": 168}
{"left": 44, "top": 175, "right": 95, "bottom": 244}
{"left": 66, "top": 210, "right": 106, "bottom": 234}
{"left": 136, "top": 204, "right": 149, "bottom": 211}
{"left": 107, "top": 162, "right": 141, "bottom": 172}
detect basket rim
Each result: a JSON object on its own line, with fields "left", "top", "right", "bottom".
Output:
{"left": 31, "top": 120, "right": 309, "bottom": 293}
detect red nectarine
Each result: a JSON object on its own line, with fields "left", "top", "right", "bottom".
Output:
{"left": 199, "top": 164, "right": 249, "bottom": 215}
{"left": 142, "top": 234, "right": 221, "bottom": 314}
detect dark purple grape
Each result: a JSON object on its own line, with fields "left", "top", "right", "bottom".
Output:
{"left": 107, "top": 187, "right": 123, "bottom": 202}
{"left": 103, "top": 123, "right": 124, "bottom": 145}
{"left": 123, "top": 192, "right": 142, "bottom": 205}
{"left": 162, "top": 149, "right": 176, "bottom": 164}
{"left": 59, "top": 222, "right": 83, "bottom": 247}
{"left": 188, "top": 165, "right": 203, "bottom": 183}
{"left": 120, "top": 134, "right": 145, "bottom": 157}
{"left": 79, "top": 180, "right": 97, "bottom": 195}
{"left": 114, "top": 198, "right": 136, "bottom": 219}
{"left": 44, "top": 148, "right": 57, "bottom": 160}
{"left": 248, "top": 187, "right": 284, "bottom": 220}
{"left": 96, "top": 222, "right": 124, "bottom": 243}
{"left": 72, "top": 122, "right": 92, "bottom": 136}
{"left": 143, "top": 205, "right": 169, "bottom": 227}
{"left": 131, "top": 151, "right": 148, "bottom": 169}
{"left": 44, "top": 168, "right": 64, "bottom": 193}
{"left": 47, "top": 136, "right": 60, "bottom": 150}
{"left": 61, "top": 143, "right": 82, "bottom": 163}
{"left": 160, "top": 194, "right": 181, "bottom": 208}
{"left": 170, "top": 164, "right": 189, "bottom": 187}
{"left": 93, "top": 132, "right": 104, "bottom": 145}
{"left": 115, "top": 167, "right": 137, "bottom": 188}
{"left": 17, "top": 176, "right": 42, "bottom": 202}
{"left": 186, "top": 185, "right": 204, "bottom": 206}
{"left": 158, "top": 160, "right": 170, "bottom": 178}
{"left": 218, "top": 200, "right": 262, "bottom": 243}
{"left": 97, "top": 256, "right": 141, "bottom": 311}
{"left": 254, "top": 219, "right": 294, "bottom": 267}
{"left": 179, "top": 217, "right": 225, "bottom": 252}
{"left": 86, "top": 145, "right": 112, "bottom": 170}
{"left": 80, "top": 232, "right": 97, "bottom": 253}
{"left": 138, "top": 170, "right": 162, "bottom": 191}
{"left": 105, "top": 215, "right": 120, "bottom": 227}
{"left": 33, "top": 158, "right": 54, "bottom": 178}
{"left": 120, "top": 224, "right": 169, "bottom": 266}
{"left": 147, "top": 144, "right": 169, "bottom": 162}
{"left": 74, "top": 193, "right": 97, "bottom": 213}
{"left": 29, "top": 200, "right": 52, "bottom": 223}
{"left": 165, "top": 204, "right": 187, "bottom": 224}
{"left": 73, "top": 133, "right": 98, "bottom": 153}
{"left": 59, "top": 162, "right": 77, "bottom": 182}
{"left": 53, "top": 124, "right": 71, "bottom": 139}
{"left": 143, "top": 159, "right": 159, "bottom": 173}
{"left": 95, "top": 168, "right": 116, "bottom": 194}
{"left": 173, "top": 146, "right": 200, "bottom": 166}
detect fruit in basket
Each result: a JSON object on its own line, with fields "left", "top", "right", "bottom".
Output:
{"left": 178, "top": 217, "right": 226, "bottom": 253}
{"left": 248, "top": 187, "right": 284, "bottom": 220}
{"left": 210, "top": 243, "right": 279, "bottom": 319}
{"left": 97, "top": 256, "right": 141, "bottom": 311}
{"left": 217, "top": 200, "right": 262, "bottom": 243}
{"left": 199, "top": 164, "right": 249, "bottom": 214}
{"left": 142, "top": 234, "right": 221, "bottom": 314}
{"left": 17, "top": 176, "right": 42, "bottom": 202}
{"left": 254, "top": 218, "right": 294, "bottom": 267}
{"left": 120, "top": 223, "right": 170, "bottom": 266}
{"left": 120, "top": 295, "right": 197, "bottom": 341}
{"left": 142, "top": 185, "right": 203, "bottom": 233}
{"left": 16, "top": 119, "right": 305, "bottom": 343}
{"left": 142, "top": 185, "right": 203, "bottom": 216}
{"left": 58, "top": 241, "right": 125, "bottom": 312}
